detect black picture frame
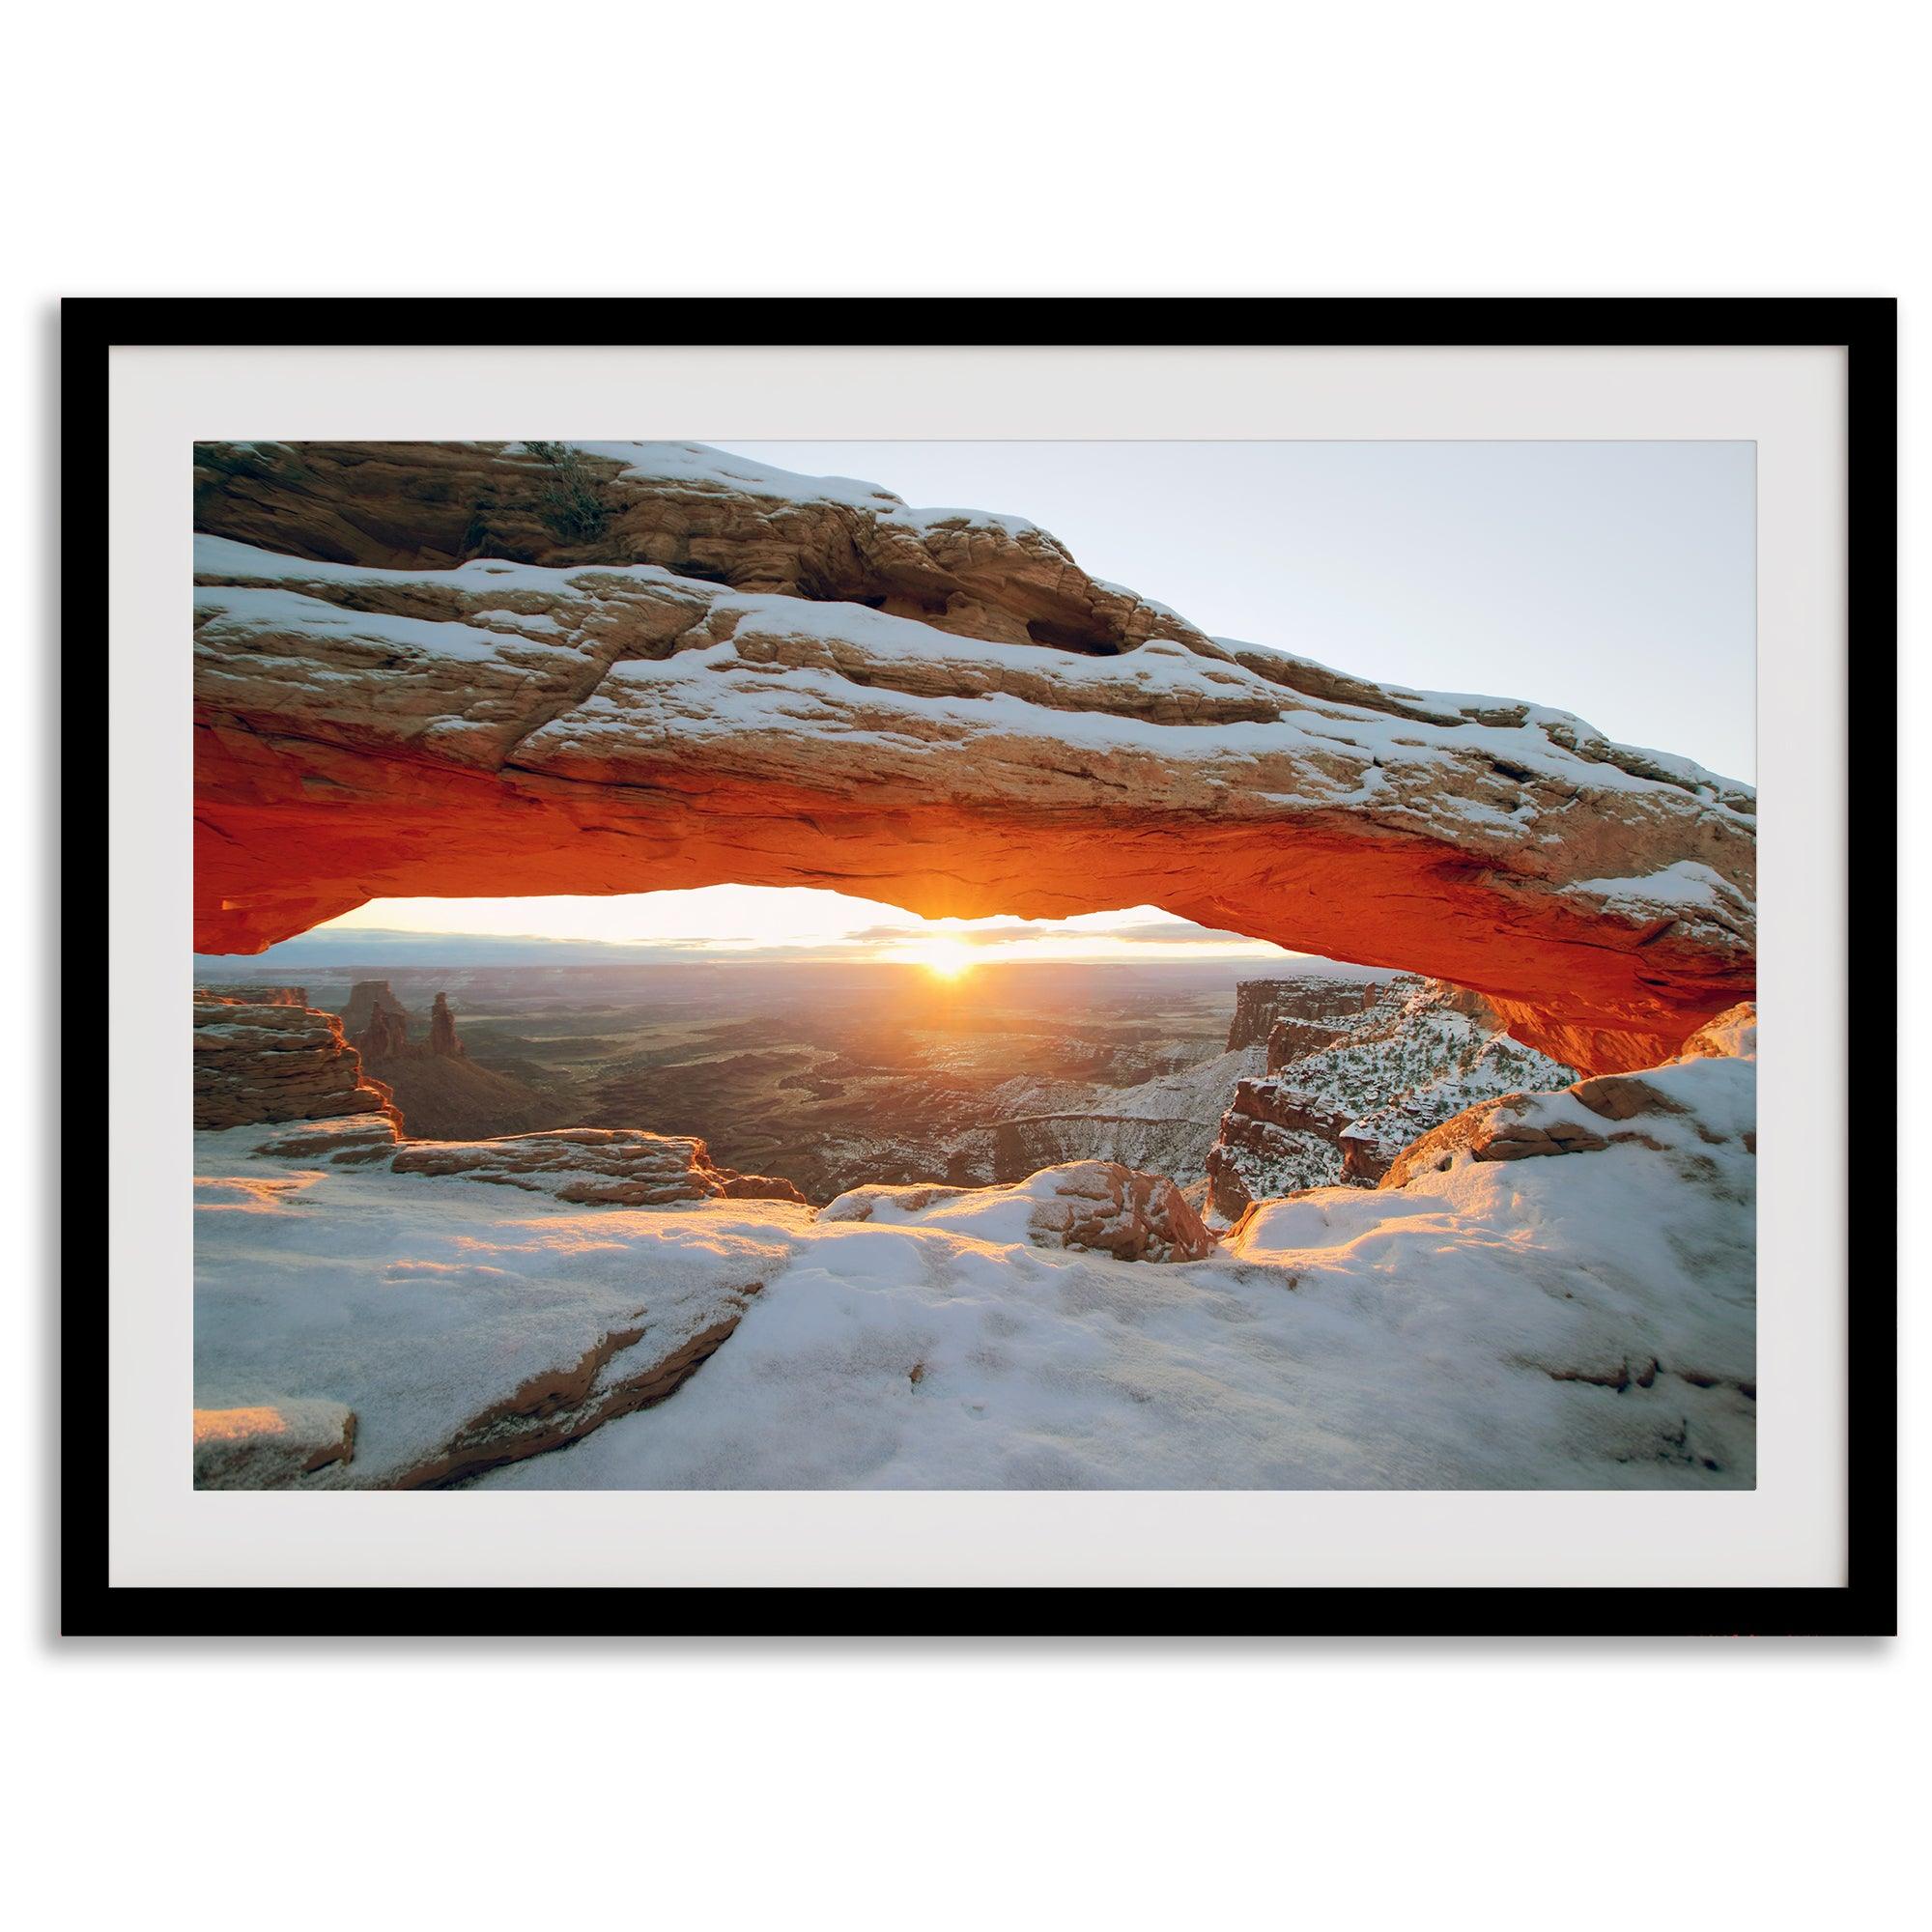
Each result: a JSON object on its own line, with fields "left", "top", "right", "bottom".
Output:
{"left": 69, "top": 296, "right": 1898, "bottom": 1638}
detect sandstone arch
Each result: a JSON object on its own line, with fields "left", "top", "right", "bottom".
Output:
{"left": 191, "top": 441, "right": 1756, "bottom": 1074}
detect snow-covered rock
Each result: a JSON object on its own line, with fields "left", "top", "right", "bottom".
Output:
{"left": 194, "top": 1020, "right": 1755, "bottom": 1492}
{"left": 388, "top": 1126, "right": 806, "bottom": 1208}
{"left": 192, "top": 1399, "right": 356, "bottom": 1489}
{"left": 823, "top": 1160, "right": 1216, "bottom": 1264}
{"left": 191, "top": 442, "right": 1755, "bottom": 1072}
{"left": 1380, "top": 1001, "right": 1756, "bottom": 1188}
{"left": 477, "top": 1036, "right": 1755, "bottom": 1492}
{"left": 194, "top": 1117, "right": 795, "bottom": 1489}
{"left": 1204, "top": 979, "right": 1577, "bottom": 1215}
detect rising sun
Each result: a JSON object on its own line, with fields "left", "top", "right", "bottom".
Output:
{"left": 904, "top": 937, "right": 978, "bottom": 980}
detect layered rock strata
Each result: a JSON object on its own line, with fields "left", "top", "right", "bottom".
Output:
{"left": 192, "top": 992, "right": 399, "bottom": 1131}
{"left": 388, "top": 1127, "right": 808, "bottom": 1208}
{"left": 199, "top": 982, "right": 308, "bottom": 1007}
{"left": 1205, "top": 979, "right": 1576, "bottom": 1217}
{"left": 1226, "top": 972, "right": 1398, "bottom": 1053}
{"left": 191, "top": 441, "right": 1756, "bottom": 1071}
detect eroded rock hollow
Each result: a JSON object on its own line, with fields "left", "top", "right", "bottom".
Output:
{"left": 192, "top": 440, "right": 1756, "bottom": 1072}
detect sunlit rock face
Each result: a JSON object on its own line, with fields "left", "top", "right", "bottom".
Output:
{"left": 191, "top": 440, "right": 1756, "bottom": 1073}
{"left": 1224, "top": 972, "right": 1396, "bottom": 1053}
{"left": 199, "top": 982, "right": 308, "bottom": 1008}
{"left": 823, "top": 1159, "right": 1216, "bottom": 1264}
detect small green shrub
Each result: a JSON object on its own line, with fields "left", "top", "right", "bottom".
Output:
{"left": 524, "top": 440, "right": 611, "bottom": 543}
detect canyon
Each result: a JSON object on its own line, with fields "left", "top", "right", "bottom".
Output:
{"left": 337, "top": 980, "right": 556, "bottom": 1140}
{"left": 191, "top": 964, "right": 1756, "bottom": 1491}
{"left": 192, "top": 977, "right": 1758, "bottom": 1491}
{"left": 205, "top": 957, "right": 1259, "bottom": 1201}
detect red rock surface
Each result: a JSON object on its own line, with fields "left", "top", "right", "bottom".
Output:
{"left": 1026, "top": 1160, "right": 1217, "bottom": 1263}
{"left": 192, "top": 441, "right": 1757, "bottom": 1073}
{"left": 427, "top": 991, "right": 465, "bottom": 1058}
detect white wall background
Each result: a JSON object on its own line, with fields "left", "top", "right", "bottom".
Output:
{"left": 4, "top": 5, "right": 1918, "bottom": 1928}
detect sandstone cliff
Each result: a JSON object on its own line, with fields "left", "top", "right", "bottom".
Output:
{"left": 342, "top": 980, "right": 412, "bottom": 1040}
{"left": 1204, "top": 979, "right": 1576, "bottom": 1217}
{"left": 1225, "top": 971, "right": 1396, "bottom": 1052}
{"left": 193, "top": 993, "right": 801, "bottom": 1206}
{"left": 192, "top": 992, "right": 399, "bottom": 1131}
{"left": 191, "top": 441, "right": 1756, "bottom": 1072}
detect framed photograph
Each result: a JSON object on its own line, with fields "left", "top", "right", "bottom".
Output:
{"left": 77, "top": 298, "right": 1896, "bottom": 1635}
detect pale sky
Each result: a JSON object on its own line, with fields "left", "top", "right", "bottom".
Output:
{"left": 322, "top": 440, "right": 1754, "bottom": 962}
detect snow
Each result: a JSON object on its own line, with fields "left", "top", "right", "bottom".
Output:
{"left": 1202, "top": 980, "right": 1577, "bottom": 1204}
{"left": 1215, "top": 637, "right": 1754, "bottom": 804}
{"left": 1569, "top": 860, "right": 1744, "bottom": 912}
{"left": 191, "top": 1037, "right": 1753, "bottom": 1492}
{"left": 194, "top": 1032, "right": 1755, "bottom": 1490}
{"left": 553, "top": 440, "right": 911, "bottom": 514}
{"left": 193, "top": 1120, "right": 809, "bottom": 1486}
{"left": 194, "top": 584, "right": 533, "bottom": 666}
{"left": 480, "top": 1044, "right": 1753, "bottom": 1490}
{"left": 546, "top": 597, "right": 1693, "bottom": 805}
{"left": 1094, "top": 1045, "right": 1267, "bottom": 1127}
{"left": 539, "top": 440, "right": 1053, "bottom": 542}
